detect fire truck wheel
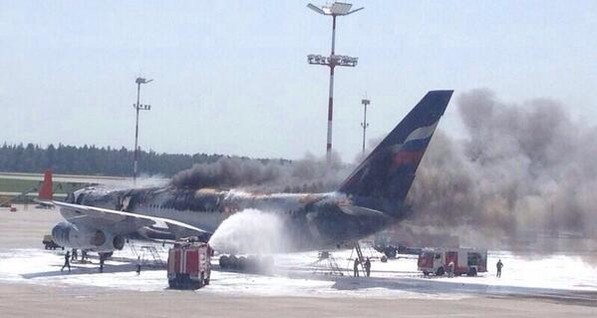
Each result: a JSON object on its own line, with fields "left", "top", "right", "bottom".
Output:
{"left": 436, "top": 267, "right": 445, "bottom": 276}
{"left": 229, "top": 255, "right": 239, "bottom": 269}
{"left": 219, "top": 255, "right": 229, "bottom": 269}
{"left": 467, "top": 267, "right": 477, "bottom": 277}
{"left": 238, "top": 256, "right": 247, "bottom": 270}
{"left": 191, "top": 275, "right": 204, "bottom": 289}
{"left": 384, "top": 247, "right": 397, "bottom": 259}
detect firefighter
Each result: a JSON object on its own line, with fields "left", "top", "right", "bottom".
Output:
{"left": 99, "top": 254, "right": 105, "bottom": 273}
{"left": 496, "top": 259, "right": 504, "bottom": 278}
{"left": 364, "top": 257, "right": 371, "bottom": 277}
{"left": 61, "top": 251, "right": 71, "bottom": 272}
{"left": 448, "top": 261, "right": 455, "bottom": 278}
{"left": 71, "top": 249, "right": 78, "bottom": 261}
{"left": 353, "top": 258, "right": 360, "bottom": 277}
{"left": 136, "top": 256, "right": 142, "bottom": 275}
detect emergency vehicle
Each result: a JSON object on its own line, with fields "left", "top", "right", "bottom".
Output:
{"left": 42, "top": 234, "right": 63, "bottom": 250}
{"left": 167, "top": 239, "right": 212, "bottom": 289}
{"left": 418, "top": 248, "right": 487, "bottom": 276}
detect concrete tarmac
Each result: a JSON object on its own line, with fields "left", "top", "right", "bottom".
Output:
{"left": 0, "top": 282, "right": 595, "bottom": 318}
{"left": 1, "top": 205, "right": 595, "bottom": 317}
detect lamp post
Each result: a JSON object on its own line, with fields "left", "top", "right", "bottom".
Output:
{"left": 133, "top": 77, "right": 153, "bottom": 184}
{"left": 307, "top": 2, "right": 364, "bottom": 160}
{"left": 361, "top": 97, "right": 370, "bottom": 153}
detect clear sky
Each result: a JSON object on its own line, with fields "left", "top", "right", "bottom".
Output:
{"left": 1, "top": 1, "right": 595, "bottom": 161}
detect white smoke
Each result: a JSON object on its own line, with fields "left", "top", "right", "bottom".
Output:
{"left": 208, "top": 209, "right": 290, "bottom": 254}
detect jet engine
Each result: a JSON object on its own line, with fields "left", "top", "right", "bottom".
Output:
{"left": 51, "top": 221, "right": 125, "bottom": 251}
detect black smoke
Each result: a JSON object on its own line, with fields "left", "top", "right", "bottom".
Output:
{"left": 170, "top": 153, "right": 352, "bottom": 193}
{"left": 407, "top": 89, "right": 597, "bottom": 254}
{"left": 170, "top": 89, "right": 597, "bottom": 256}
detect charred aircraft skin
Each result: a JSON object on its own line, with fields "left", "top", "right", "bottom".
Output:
{"left": 63, "top": 186, "right": 392, "bottom": 251}
{"left": 51, "top": 90, "right": 453, "bottom": 253}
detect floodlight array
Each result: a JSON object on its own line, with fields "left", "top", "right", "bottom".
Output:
{"left": 330, "top": 2, "right": 352, "bottom": 15}
{"left": 308, "top": 2, "right": 363, "bottom": 16}
{"left": 308, "top": 54, "right": 358, "bottom": 67}
{"left": 133, "top": 104, "right": 151, "bottom": 111}
{"left": 331, "top": 54, "right": 358, "bottom": 67}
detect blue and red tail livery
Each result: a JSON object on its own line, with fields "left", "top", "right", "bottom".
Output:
{"left": 339, "top": 90, "right": 453, "bottom": 216}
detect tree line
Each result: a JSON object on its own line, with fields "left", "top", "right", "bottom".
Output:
{"left": 0, "top": 143, "right": 276, "bottom": 177}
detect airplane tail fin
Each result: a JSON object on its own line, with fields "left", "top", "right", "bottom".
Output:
{"left": 338, "top": 90, "right": 453, "bottom": 216}
{"left": 38, "top": 170, "right": 53, "bottom": 201}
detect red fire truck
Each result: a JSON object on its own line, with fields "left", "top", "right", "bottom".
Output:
{"left": 167, "top": 240, "right": 212, "bottom": 289}
{"left": 418, "top": 248, "right": 487, "bottom": 277}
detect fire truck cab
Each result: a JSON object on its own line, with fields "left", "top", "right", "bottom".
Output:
{"left": 418, "top": 248, "right": 487, "bottom": 277}
{"left": 167, "top": 240, "right": 212, "bottom": 289}
{"left": 418, "top": 250, "right": 446, "bottom": 276}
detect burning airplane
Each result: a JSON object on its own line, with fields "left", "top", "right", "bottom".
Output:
{"left": 47, "top": 90, "right": 454, "bottom": 254}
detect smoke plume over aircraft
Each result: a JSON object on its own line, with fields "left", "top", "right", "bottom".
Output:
{"left": 45, "top": 90, "right": 453, "bottom": 253}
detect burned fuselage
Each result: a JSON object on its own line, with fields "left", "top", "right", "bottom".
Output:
{"left": 51, "top": 91, "right": 453, "bottom": 253}
{"left": 61, "top": 185, "right": 393, "bottom": 252}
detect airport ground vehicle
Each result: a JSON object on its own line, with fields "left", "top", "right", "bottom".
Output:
{"left": 418, "top": 248, "right": 487, "bottom": 276}
{"left": 167, "top": 240, "right": 212, "bottom": 289}
{"left": 42, "top": 234, "right": 63, "bottom": 250}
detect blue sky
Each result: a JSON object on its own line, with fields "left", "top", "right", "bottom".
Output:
{"left": 1, "top": 1, "right": 595, "bottom": 161}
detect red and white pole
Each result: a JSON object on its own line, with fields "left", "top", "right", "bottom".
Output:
{"left": 133, "top": 82, "right": 141, "bottom": 184}
{"left": 326, "top": 15, "right": 337, "bottom": 158}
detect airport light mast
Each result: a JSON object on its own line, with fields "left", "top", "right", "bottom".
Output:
{"left": 307, "top": 2, "right": 363, "bottom": 160}
{"left": 360, "top": 97, "right": 370, "bottom": 153}
{"left": 133, "top": 77, "right": 153, "bottom": 184}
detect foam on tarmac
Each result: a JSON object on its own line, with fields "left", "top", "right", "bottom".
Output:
{"left": 0, "top": 205, "right": 595, "bottom": 317}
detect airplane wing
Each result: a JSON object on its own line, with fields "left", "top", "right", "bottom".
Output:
{"left": 52, "top": 201, "right": 209, "bottom": 236}
{"left": 33, "top": 198, "right": 54, "bottom": 207}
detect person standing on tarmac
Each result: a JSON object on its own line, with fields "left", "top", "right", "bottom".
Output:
{"left": 364, "top": 257, "right": 371, "bottom": 277}
{"left": 496, "top": 259, "right": 504, "bottom": 278}
{"left": 353, "top": 258, "right": 360, "bottom": 277}
{"left": 61, "top": 251, "right": 71, "bottom": 272}
{"left": 136, "top": 256, "right": 142, "bottom": 275}
{"left": 448, "top": 261, "right": 455, "bottom": 278}
{"left": 99, "top": 254, "right": 105, "bottom": 273}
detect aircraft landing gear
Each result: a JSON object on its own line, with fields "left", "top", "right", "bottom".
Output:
{"left": 219, "top": 255, "right": 274, "bottom": 273}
